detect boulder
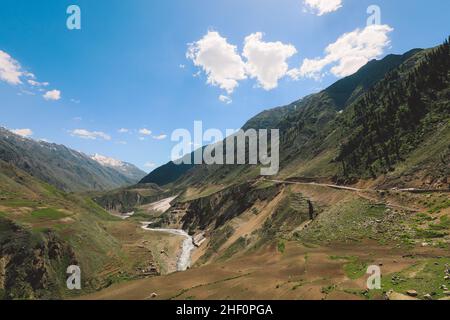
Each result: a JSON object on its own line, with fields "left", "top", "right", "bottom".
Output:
{"left": 386, "top": 290, "right": 419, "bottom": 300}
{"left": 406, "top": 290, "right": 418, "bottom": 297}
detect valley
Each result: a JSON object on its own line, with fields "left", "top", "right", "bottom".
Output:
{"left": 0, "top": 39, "right": 449, "bottom": 300}
{"left": 81, "top": 174, "right": 450, "bottom": 300}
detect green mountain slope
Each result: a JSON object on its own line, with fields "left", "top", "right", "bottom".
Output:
{"left": 336, "top": 42, "right": 450, "bottom": 183}
{"left": 0, "top": 159, "right": 165, "bottom": 299}
{"left": 140, "top": 44, "right": 444, "bottom": 191}
{"left": 0, "top": 160, "right": 121, "bottom": 298}
{"left": 0, "top": 128, "right": 146, "bottom": 192}
{"left": 140, "top": 161, "right": 194, "bottom": 186}
{"left": 325, "top": 49, "right": 422, "bottom": 109}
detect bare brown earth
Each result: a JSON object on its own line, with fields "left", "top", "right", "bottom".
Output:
{"left": 103, "top": 220, "right": 184, "bottom": 275}
{"left": 82, "top": 240, "right": 447, "bottom": 300}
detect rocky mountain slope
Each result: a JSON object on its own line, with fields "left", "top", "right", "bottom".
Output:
{"left": 0, "top": 128, "right": 146, "bottom": 192}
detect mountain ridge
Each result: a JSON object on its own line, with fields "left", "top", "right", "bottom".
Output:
{"left": 0, "top": 128, "right": 146, "bottom": 192}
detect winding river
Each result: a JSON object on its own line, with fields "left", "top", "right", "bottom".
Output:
{"left": 141, "top": 224, "right": 195, "bottom": 272}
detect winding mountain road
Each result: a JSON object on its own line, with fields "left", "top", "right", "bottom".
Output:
{"left": 262, "top": 179, "right": 439, "bottom": 213}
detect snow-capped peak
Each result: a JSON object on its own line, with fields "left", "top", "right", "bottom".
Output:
{"left": 91, "top": 153, "right": 124, "bottom": 168}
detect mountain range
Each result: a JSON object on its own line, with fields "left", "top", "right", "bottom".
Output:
{"left": 0, "top": 128, "right": 146, "bottom": 192}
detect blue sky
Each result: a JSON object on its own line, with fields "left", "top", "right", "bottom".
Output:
{"left": 0, "top": 0, "right": 448, "bottom": 171}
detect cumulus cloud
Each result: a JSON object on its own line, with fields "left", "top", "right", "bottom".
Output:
{"left": 139, "top": 128, "right": 152, "bottom": 136}
{"left": 12, "top": 128, "right": 33, "bottom": 137}
{"left": 70, "top": 129, "right": 111, "bottom": 141}
{"left": 43, "top": 89, "right": 61, "bottom": 101}
{"left": 187, "top": 31, "right": 247, "bottom": 94}
{"left": 188, "top": 31, "right": 298, "bottom": 95}
{"left": 243, "top": 32, "right": 297, "bottom": 90}
{"left": 290, "top": 24, "right": 393, "bottom": 80}
{"left": 118, "top": 128, "right": 129, "bottom": 133}
{"left": 219, "top": 95, "right": 232, "bottom": 104}
{"left": 152, "top": 134, "right": 167, "bottom": 140}
{"left": 303, "top": 0, "right": 343, "bottom": 16}
{"left": 0, "top": 50, "right": 23, "bottom": 85}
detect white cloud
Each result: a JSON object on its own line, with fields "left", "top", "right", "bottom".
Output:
{"left": 303, "top": 0, "right": 342, "bottom": 16}
{"left": 152, "top": 134, "right": 167, "bottom": 140}
{"left": 118, "top": 128, "right": 129, "bottom": 133}
{"left": 28, "top": 79, "right": 49, "bottom": 87}
{"left": 0, "top": 50, "right": 23, "bottom": 85}
{"left": 243, "top": 32, "right": 297, "bottom": 90}
{"left": 24, "top": 72, "right": 35, "bottom": 79}
{"left": 0, "top": 51, "right": 57, "bottom": 96}
{"left": 138, "top": 137, "right": 145, "bottom": 141}
{"left": 43, "top": 89, "right": 61, "bottom": 101}
{"left": 12, "top": 128, "right": 33, "bottom": 137}
{"left": 139, "top": 128, "right": 152, "bottom": 136}
{"left": 70, "top": 129, "right": 111, "bottom": 141}
{"left": 187, "top": 31, "right": 247, "bottom": 94}
{"left": 219, "top": 95, "right": 232, "bottom": 104}
{"left": 290, "top": 24, "right": 393, "bottom": 80}
{"left": 144, "top": 162, "right": 157, "bottom": 169}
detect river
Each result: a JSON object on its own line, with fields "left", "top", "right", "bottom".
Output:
{"left": 141, "top": 224, "right": 195, "bottom": 272}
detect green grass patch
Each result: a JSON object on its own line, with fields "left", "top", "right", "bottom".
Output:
{"left": 329, "top": 255, "right": 351, "bottom": 261}
{"left": 0, "top": 199, "right": 38, "bottom": 208}
{"left": 277, "top": 240, "right": 286, "bottom": 254}
{"left": 382, "top": 258, "right": 450, "bottom": 299}
{"left": 297, "top": 198, "right": 389, "bottom": 244}
{"left": 428, "top": 199, "right": 450, "bottom": 214}
{"left": 321, "top": 284, "right": 337, "bottom": 294}
{"left": 414, "top": 212, "right": 434, "bottom": 223}
{"left": 343, "top": 256, "right": 369, "bottom": 280}
{"left": 415, "top": 228, "right": 448, "bottom": 239}
{"left": 429, "top": 216, "right": 450, "bottom": 231}
{"left": 29, "top": 208, "right": 67, "bottom": 222}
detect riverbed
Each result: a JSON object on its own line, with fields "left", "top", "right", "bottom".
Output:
{"left": 141, "top": 224, "right": 195, "bottom": 272}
